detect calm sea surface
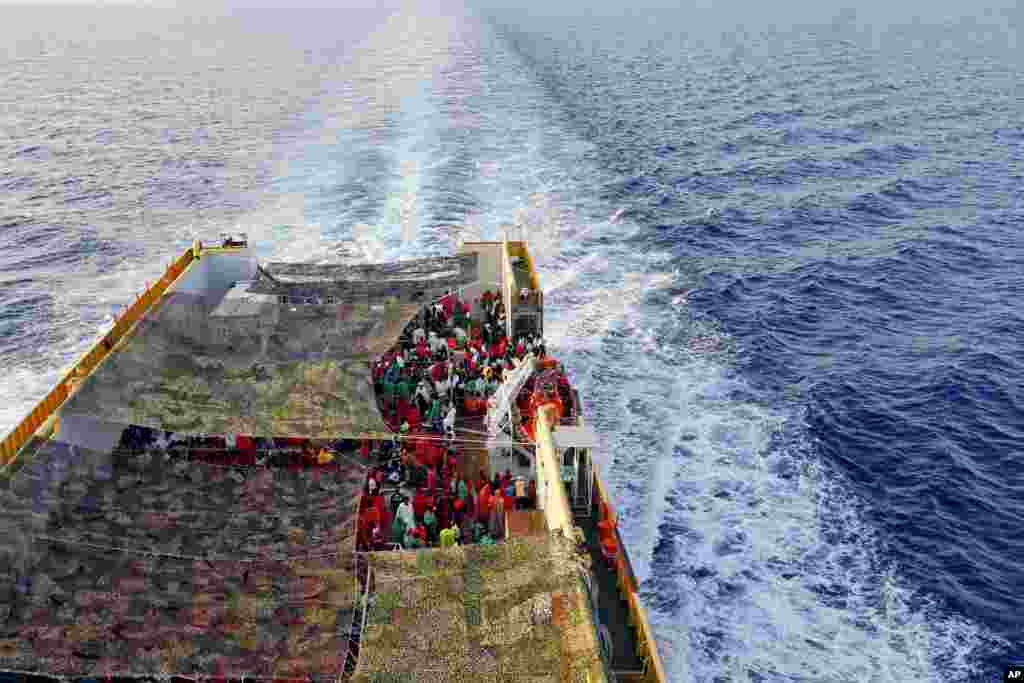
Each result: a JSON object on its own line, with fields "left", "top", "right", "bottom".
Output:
{"left": 1, "top": 2, "right": 1022, "bottom": 680}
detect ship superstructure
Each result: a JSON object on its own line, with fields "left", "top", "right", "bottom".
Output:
{"left": 0, "top": 238, "right": 666, "bottom": 683}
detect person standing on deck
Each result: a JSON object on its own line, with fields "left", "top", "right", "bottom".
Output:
{"left": 427, "top": 398, "right": 443, "bottom": 431}
{"left": 424, "top": 506, "right": 438, "bottom": 544}
{"left": 396, "top": 497, "right": 415, "bottom": 531}
{"left": 415, "top": 380, "right": 432, "bottom": 414}
{"left": 443, "top": 403, "right": 457, "bottom": 439}
{"left": 489, "top": 493, "right": 505, "bottom": 540}
{"left": 438, "top": 524, "right": 454, "bottom": 548}
{"left": 391, "top": 514, "right": 407, "bottom": 547}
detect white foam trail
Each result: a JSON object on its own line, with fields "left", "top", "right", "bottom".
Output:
{"left": 536, "top": 239, "right": 1002, "bottom": 682}
{"left": 233, "top": 192, "right": 336, "bottom": 264}
{"left": 543, "top": 271, "right": 674, "bottom": 349}
{"left": 538, "top": 254, "right": 604, "bottom": 295}
{"left": 569, "top": 314, "right": 1002, "bottom": 682}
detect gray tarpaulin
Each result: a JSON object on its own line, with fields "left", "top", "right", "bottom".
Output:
{"left": 60, "top": 253, "right": 478, "bottom": 439}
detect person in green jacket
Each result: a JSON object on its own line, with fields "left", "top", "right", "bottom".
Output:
{"left": 480, "top": 534, "right": 495, "bottom": 545}
{"left": 427, "top": 398, "right": 443, "bottom": 430}
{"left": 438, "top": 524, "right": 456, "bottom": 548}
{"left": 423, "top": 507, "right": 438, "bottom": 545}
{"left": 456, "top": 478, "right": 469, "bottom": 503}
{"left": 391, "top": 515, "right": 407, "bottom": 547}
{"left": 396, "top": 375, "right": 413, "bottom": 402}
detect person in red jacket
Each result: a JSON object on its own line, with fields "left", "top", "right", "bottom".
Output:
{"left": 413, "top": 489, "right": 428, "bottom": 522}
{"left": 440, "top": 290, "right": 455, "bottom": 319}
{"left": 430, "top": 361, "right": 446, "bottom": 383}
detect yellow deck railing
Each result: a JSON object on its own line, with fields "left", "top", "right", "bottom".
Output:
{"left": 0, "top": 242, "right": 200, "bottom": 465}
{"left": 534, "top": 405, "right": 576, "bottom": 537}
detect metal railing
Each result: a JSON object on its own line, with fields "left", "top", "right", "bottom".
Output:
{"left": 0, "top": 243, "right": 199, "bottom": 466}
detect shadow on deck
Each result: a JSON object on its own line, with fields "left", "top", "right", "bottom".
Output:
{"left": 574, "top": 500, "right": 644, "bottom": 676}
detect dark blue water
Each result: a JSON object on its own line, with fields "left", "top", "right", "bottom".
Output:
{"left": 2, "top": 2, "right": 1022, "bottom": 680}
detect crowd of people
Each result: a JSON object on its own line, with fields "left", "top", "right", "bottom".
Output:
{"left": 372, "top": 288, "right": 546, "bottom": 437}
{"left": 357, "top": 464, "right": 537, "bottom": 551}
{"left": 358, "top": 287, "right": 551, "bottom": 551}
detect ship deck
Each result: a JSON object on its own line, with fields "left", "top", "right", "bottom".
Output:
{"left": 574, "top": 500, "right": 645, "bottom": 675}
{"left": 0, "top": 240, "right": 664, "bottom": 683}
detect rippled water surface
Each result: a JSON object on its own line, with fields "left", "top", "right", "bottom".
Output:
{"left": 2, "top": 2, "right": 1022, "bottom": 681}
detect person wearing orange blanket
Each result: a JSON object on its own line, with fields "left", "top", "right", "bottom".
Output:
{"left": 477, "top": 483, "right": 492, "bottom": 524}
{"left": 440, "top": 290, "right": 455, "bottom": 319}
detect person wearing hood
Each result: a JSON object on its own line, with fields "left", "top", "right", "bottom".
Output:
{"left": 477, "top": 483, "right": 492, "bottom": 524}
{"left": 413, "top": 489, "right": 429, "bottom": 522}
{"left": 423, "top": 506, "right": 438, "bottom": 544}
{"left": 396, "top": 497, "right": 415, "bottom": 530}
{"left": 443, "top": 404, "right": 457, "bottom": 438}
{"left": 439, "top": 522, "right": 458, "bottom": 548}
{"left": 391, "top": 514, "right": 407, "bottom": 547}
{"left": 427, "top": 398, "right": 443, "bottom": 431}
{"left": 415, "top": 380, "right": 432, "bottom": 414}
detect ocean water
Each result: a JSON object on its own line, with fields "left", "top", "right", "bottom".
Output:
{"left": 2, "top": 1, "right": 1022, "bottom": 681}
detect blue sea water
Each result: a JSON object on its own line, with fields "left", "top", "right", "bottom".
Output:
{"left": 1, "top": 1, "right": 1022, "bottom": 680}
